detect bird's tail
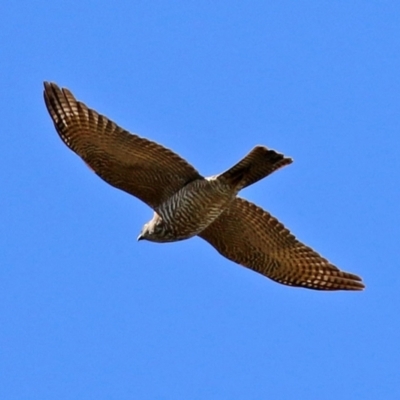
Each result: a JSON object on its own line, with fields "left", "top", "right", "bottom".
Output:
{"left": 219, "top": 146, "right": 292, "bottom": 190}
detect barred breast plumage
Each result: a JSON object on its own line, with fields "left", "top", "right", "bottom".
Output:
{"left": 151, "top": 177, "right": 238, "bottom": 241}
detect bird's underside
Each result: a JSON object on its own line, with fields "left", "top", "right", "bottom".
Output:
{"left": 44, "top": 82, "right": 365, "bottom": 291}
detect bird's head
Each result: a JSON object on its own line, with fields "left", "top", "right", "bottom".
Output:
{"left": 137, "top": 213, "right": 170, "bottom": 243}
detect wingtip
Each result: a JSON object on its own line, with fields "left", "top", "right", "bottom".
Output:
{"left": 346, "top": 281, "right": 365, "bottom": 291}
{"left": 344, "top": 272, "right": 366, "bottom": 291}
{"left": 43, "top": 81, "right": 53, "bottom": 90}
{"left": 43, "top": 81, "right": 57, "bottom": 101}
{"left": 354, "top": 280, "right": 366, "bottom": 291}
{"left": 327, "top": 275, "right": 366, "bottom": 291}
{"left": 325, "top": 271, "right": 366, "bottom": 291}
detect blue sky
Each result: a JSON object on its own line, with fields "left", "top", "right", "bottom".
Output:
{"left": 1, "top": 1, "right": 399, "bottom": 399}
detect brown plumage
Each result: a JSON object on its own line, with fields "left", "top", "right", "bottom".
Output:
{"left": 44, "top": 82, "right": 365, "bottom": 291}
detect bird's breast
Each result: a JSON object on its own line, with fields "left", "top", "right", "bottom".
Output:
{"left": 157, "top": 178, "right": 235, "bottom": 239}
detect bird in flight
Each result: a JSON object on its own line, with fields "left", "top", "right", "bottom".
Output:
{"left": 44, "top": 82, "right": 364, "bottom": 291}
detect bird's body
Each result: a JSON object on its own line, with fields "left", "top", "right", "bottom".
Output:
{"left": 148, "top": 177, "right": 237, "bottom": 242}
{"left": 44, "top": 82, "right": 365, "bottom": 291}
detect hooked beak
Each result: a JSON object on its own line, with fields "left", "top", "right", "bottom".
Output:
{"left": 137, "top": 233, "right": 144, "bottom": 241}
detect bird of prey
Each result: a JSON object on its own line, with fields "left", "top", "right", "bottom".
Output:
{"left": 43, "top": 82, "right": 364, "bottom": 291}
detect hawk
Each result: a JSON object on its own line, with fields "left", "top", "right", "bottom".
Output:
{"left": 44, "top": 82, "right": 364, "bottom": 291}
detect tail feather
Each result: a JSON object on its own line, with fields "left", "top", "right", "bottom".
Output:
{"left": 219, "top": 146, "right": 292, "bottom": 190}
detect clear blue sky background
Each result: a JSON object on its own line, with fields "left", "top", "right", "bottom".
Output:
{"left": 1, "top": 1, "right": 399, "bottom": 399}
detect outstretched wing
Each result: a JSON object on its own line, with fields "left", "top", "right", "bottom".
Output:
{"left": 44, "top": 82, "right": 202, "bottom": 209}
{"left": 199, "top": 198, "right": 364, "bottom": 291}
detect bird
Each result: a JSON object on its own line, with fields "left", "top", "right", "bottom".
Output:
{"left": 43, "top": 82, "right": 364, "bottom": 291}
